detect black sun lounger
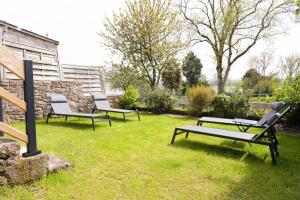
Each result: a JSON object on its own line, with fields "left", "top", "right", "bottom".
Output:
{"left": 171, "top": 106, "right": 291, "bottom": 165}
{"left": 91, "top": 93, "right": 140, "bottom": 123}
{"left": 197, "top": 102, "right": 286, "bottom": 132}
{"left": 46, "top": 93, "right": 111, "bottom": 130}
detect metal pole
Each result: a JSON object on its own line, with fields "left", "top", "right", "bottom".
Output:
{"left": 0, "top": 98, "right": 3, "bottom": 137}
{"left": 22, "top": 60, "right": 41, "bottom": 157}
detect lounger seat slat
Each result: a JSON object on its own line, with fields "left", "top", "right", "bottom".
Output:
{"left": 55, "top": 112, "right": 104, "bottom": 118}
{"left": 198, "top": 117, "right": 243, "bottom": 125}
{"left": 99, "top": 108, "right": 133, "bottom": 113}
{"left": 198, "top": 117, "right": 258, "bottom": 126}
{"left": 177, "top": 125, "right": 255, "bottom": 141}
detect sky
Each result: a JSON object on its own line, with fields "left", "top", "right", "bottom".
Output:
{"left": 1, "top": 0, "right": 300, "bottom": 81}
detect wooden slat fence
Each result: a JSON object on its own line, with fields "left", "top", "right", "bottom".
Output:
{"left": 0, "top": 22, "right": 60, "bottom": 81}
{"left": 0, "top": 21, "right": 105, "bottom": 96}
{"left": 61, "top": 64, "right": 105, "bottom": 96}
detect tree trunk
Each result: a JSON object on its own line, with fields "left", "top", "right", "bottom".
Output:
{"left": 216, "top": 61, "right": 225, "bottom": 94}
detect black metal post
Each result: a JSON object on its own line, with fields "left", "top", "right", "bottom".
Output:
{"left": 22, "top": 60, "right": 41, "bottom": 157}
{"left": 0, "top": 98, "right": 3, "bottom": 137}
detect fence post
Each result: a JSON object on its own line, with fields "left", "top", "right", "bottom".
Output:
{"left": 22, "top": 60, "right": 41, "bottom": 157}
{"left": 0, "top": 98, "right": 3, "bottom": 137}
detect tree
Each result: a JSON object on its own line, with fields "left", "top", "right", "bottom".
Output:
{"left": 295, "top": 0, "right": 300, "bottom": 15}
{"left": 161, "top": 61, "right": 182, "bottom": 91}
{"left": 179, "top": 0, "right": 293, "bottom": 94}
{"left": 242, "top": 68, "right": 278, "bottom": 95}
{"left": 280, "top": 54, "right": 300, "bottom": 78}
{"left": 242, "top": 68, "right": 262, "bottom": 89}
{"left": 249, "top": 51, "right": 273, "bottom": 76}
{"left": 101, "top": 0, "right": 183, "bottom": 89}
{"left": 182, "top": 51, "right": 204, "bottom": 86}
{"left": 106, "top": 64, "right": 145, "bottom": 90}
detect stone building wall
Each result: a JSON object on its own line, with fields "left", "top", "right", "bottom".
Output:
{"left": 1, "top": 80, "right": 121, "bottom": 123}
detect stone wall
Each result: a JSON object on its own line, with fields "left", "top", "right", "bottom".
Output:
{"left": 1, "top": 80, "right": 121, "bottom": 123}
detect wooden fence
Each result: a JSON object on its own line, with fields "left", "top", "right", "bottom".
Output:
{"left": 0, "top": 20, "right": 105, "bottom": 95}
{"left": 0, "top": 20, "right": 60, "bottom": 81}
{"left": 61, "top": 64, "right": 105, "bottom": 95}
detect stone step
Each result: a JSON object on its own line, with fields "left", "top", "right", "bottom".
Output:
{"left": 48, "top": 154, "right": 70, "bottom": 173}
{"left": 20, "top": 146, "right": 70, "bottom": 173}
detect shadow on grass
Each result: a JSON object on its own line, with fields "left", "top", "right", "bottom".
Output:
{"left": 171, "top": 139, "right": 267, "bottom": 164}
{"left": 39, "top": 118, "right": 110, "bottom": 131}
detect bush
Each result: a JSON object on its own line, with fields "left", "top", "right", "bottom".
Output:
{"left": 187, "top": 86, "right": 214, "bottom": 115}
{"left": 254, "top": 79, "right": 274, "bottom": 96}
{"left": 273, "top": 74, "right": 300, "bottom": 127}
{"left": 145, "top": 89, "right": 175, "bottom": 114}
{"left": 250, "top": 96, "right": 275, "bottom": 103}
{"left": 225, "top": 92, "right": 251, "bottom": 118}
{"left": 212, "top": 94, "right": 229, "bottom": 110}
{"left": 119, "top": 85, "right": 139, "bottom": 109}
{"left": 213, "top": 92, "right": 253, "bottom": 118}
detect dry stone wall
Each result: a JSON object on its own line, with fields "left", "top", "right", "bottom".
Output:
{"left": 1, "top": 80, "right": 121, "bottom": 123}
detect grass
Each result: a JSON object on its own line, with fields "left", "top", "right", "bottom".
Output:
{"left": 0, "top": 113, "right": 300, "bottom": 199}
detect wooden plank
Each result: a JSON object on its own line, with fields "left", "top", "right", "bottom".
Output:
{"left": 33, "top": 76, "right": 59, "bottom": 81}
{"left": 63, "top": 74, "right": 99, "bottom": 79}
{"left": 0, "top": 87, "right": 27, "bottom": 112}
{"left": 3, "top": 40, "right": 56, "bottom": 55}
{"left": 0, "top": 27, "right": 3, "bottom": 45}
{"left": 0, "top": 122, "right": 28, "bottom": 143}
{"left": 0, "top": 45, "right": 24, "bottom": 80}
{"left": 32, "top": 64, "right": 58, "bottom": 71}
{"left": 62, "top": 64, "right": 100, "bottom": 70}
{"left": 33, "top": 71, "right": 58, "bottom": 76}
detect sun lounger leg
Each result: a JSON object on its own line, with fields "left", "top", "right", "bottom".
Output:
{"left": 137, "top": 111, "right": 140, "bottom": 121}
{"left": 171, "top": 129, "right": 178, "bottom": 144}
{"left": 269, "top": 144, "right": 277, "bottom": 165}
{"left": 107, "top": 115, "right": 112, "bottom": 127}
{"left": 123, "top": 113, "right": 126, "bottom": 123}
{"left": 46, "top": 113, "right": 51, "bottom": 124}
{"left": 185, "top": 131, "right": 189, "bottom": 139}
{"left": 197, "top": 121, "right": 202, "bottom": 126}
{"left": 91, "top": 118, "right": 95, "bottom": 130}
{"left": 65, "top": 116, "right": 68, "bottom": 122}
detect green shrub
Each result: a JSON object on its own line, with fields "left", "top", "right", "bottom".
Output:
{"left": 250, "top": 96, "right": 275, "bottom": 103}
{"left": 187, "top": 86, "right": 214, "bottom": 115}
{"left": 145, "top": 89, "right": 175, "bottom": 113}
{"left": 254, "top": 79, "right": 274, "bottom": 96}
{"left": 212, "top": 94, "right": 229, "bottom": 110}
{"left": 274, "top": 74, "right": 300, "bottom": 127}
{"left": 225, "top": 92, "right": 251, "bottom": 118}
{"left": 119, "top": 85, "right": 139, "bottom": 109}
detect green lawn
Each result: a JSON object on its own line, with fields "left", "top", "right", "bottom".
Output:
{"left": 1, "top": 113, "right": 300, "bottom": 199}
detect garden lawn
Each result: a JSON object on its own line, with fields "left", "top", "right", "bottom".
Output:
{"left": 0, "top": 113, "right": 300, "bottom": 200}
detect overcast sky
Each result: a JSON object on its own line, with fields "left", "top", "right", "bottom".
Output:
{"left": 1, "top": 0, "right": 300, "bottom": 80}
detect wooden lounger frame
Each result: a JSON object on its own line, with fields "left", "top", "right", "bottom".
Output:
{"left": 0, "top": 45, "right": 41, "bottom": 157}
